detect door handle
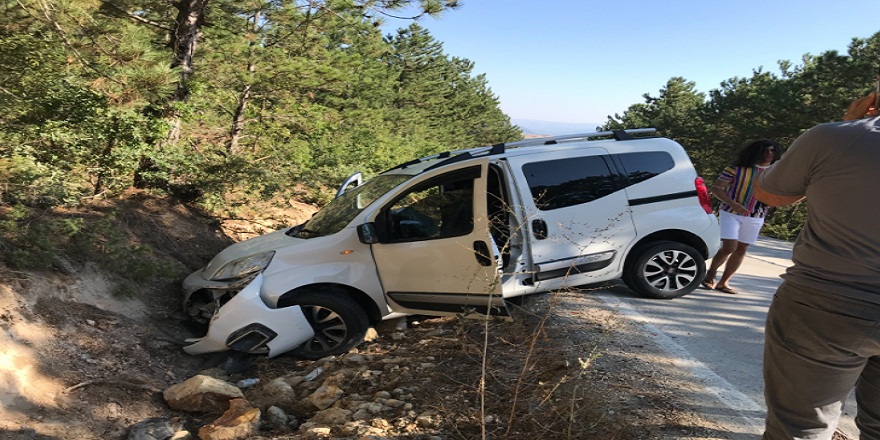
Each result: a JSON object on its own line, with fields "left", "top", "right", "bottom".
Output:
{"left": 473, "top": 241, "right": 493, "bottom": 266}
{"left": 531, "top": 219, "right": 548, "bottom": 240}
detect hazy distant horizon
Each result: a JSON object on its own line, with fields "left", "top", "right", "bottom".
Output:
{"left": 511, "top": 118, "right": 604, "bottom": 136}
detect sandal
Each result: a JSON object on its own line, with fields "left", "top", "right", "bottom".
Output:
{"left": 701, "top": 279, "right": 715, "bottom": 290}
{"left": 715, "top": 286, "right": 737, "bottom": 294}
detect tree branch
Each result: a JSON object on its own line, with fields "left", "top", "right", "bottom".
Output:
{"left": 103, "top": 2, "right": 174, "bottom": 32}
{"left": 0, "top": 86, "right": 22, "bottom": 100}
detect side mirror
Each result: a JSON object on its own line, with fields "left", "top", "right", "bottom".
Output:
{"left": 357, "top": 222, "right": 379, "bottom": 244}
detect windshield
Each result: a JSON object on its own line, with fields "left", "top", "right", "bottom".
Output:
{"left": 291, "top": 174, "right": 411, "bottom": 238}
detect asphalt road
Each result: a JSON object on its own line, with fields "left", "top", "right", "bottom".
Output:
{"left": 595, "top": 236, "right": 859, "bottom": 439}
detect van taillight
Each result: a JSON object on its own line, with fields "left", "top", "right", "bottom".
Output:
{"left": 695, "top": 177, "right": 712, "bottom": 214}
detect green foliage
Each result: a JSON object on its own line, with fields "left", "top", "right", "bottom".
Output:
{"left": 0, "top": 157, "right": 82, "bottom": 206}
{"left": 0, "top": 204, "right": 178, "bottom": 289}
{"left": 601, "top": 31, "right": 880, "bottom": 238}
{"left": 761, "top": 204, "right": 808, "bottom": 241}
{"left": 0, "top": 205, "right": 58, "bottom": 269}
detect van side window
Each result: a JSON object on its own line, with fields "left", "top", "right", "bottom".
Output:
{"left": 522, "top": 156, "right": 616, "bottom": 211}
{"left": 616, "top": 152, "right": 674, "bottom": 184}
{"left": 386, "top": 175, "right": 475, "bottom": 241}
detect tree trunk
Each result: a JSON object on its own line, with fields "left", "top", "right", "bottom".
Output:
{"left": 163, "top": 0, "right": 209, "bottom": 146}
{"left": 227, "top": 11, "right": 260, "bottom": 156}
{"left": 135, "top": 0, "right": 207, "bottom": 186}
{"left": 170, "top": 0, "right": 208, "bottom": 103}
{"left": 228, "top": 80, "right": 252, "bottom": 156}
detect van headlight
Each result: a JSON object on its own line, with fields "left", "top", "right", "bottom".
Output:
{"left": 208, "top": 251, "right": 275, "bottom": 281}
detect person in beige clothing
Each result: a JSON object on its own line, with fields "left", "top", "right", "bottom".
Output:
{"left": 755, "top": 92, "right": 880, "bottom": 440}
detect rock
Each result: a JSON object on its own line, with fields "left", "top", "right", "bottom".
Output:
{"left": 126, "top": 417, "right": 181, "bottom": 440}
{"left": 287, "top": 415, "right": 301, "bottom": 430}
{"left": 360, "top": 401, "right": 383, "bottom": 414}
{"left": 196, "top": 367, "right": 229, "bottom": 381}
{"left": 298, "top": 423, "right": 331, "bottom": 437}
{"left": 322, "top": 372, "right": 346, "bottom": 386}
{"left": 314, "top": 356, "right": 336, "bottom": 365}
{"left": 351, "top": 408, "right": 371, "bottom": 421}
{"left": 163, "top": 375, "right": 244, "bottom": 413}
{"left": 280, "top": 374, "right": 305, "bottom": 388}
{"left": 370, "top": 418, "right": 391, "bottom": 430}
{"left": 363, "top": 327, "right": 379, "bottom": 342}
{"left": 264, "top": 405, "right": 289, "bottom": 428}
{"left": 374, "top": 317, "right": 407, "bottom": 334}
{"left": 416, "top": 411, "right": 438, "bottom": 428}
{"left": 197, "top": 398, "right": 260, "bottom": 440}
{"left": 303, "top": 366, "right": 324, "bottom": 382}
{"left": 251, "top": 378, "right": 296, "bottom": 409}
{"left": 384, "top": 398, "right": 404, "bottom": 408}
{"left": 356, "top": 370, "right": 383, "bottom": 385}
{"left": 308, "top": 407, "right": 352, "bottom": 425}
{"left": 341, "top": 353, "right": 367, "bottom": 365}
{"left": 305, "top": 384, "right": 343, "bottom": 410}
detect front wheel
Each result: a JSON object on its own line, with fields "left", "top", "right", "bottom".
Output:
{"left": 280, "top": 290, "right": 370, "bottom": 359}
{"left": 622, "top": 241, "right": 705, "bottom": 299}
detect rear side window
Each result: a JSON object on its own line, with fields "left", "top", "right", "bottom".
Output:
{"left": 616, "top": 152, "right": 674, "bottom": 184}
{"left": 522, "top": 156, "right": 616, "bottom": 211}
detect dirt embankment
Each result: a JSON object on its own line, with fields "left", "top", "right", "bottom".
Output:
{"left": 0, "top": 192, "right": 725, "bottom": 439}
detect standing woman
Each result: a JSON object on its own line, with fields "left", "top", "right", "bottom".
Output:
{"left": 702, "top": 139, "right": 782, "bottom": 294}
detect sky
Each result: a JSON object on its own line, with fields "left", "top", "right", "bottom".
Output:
{"left": 382, "top": 0, "right": 880, "bottom": 126}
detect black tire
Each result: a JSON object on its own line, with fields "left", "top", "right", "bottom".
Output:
{"left": 622, "top": 241, "right": 705, "bottom": 299}
{"left": 281, "top": 290, "right": 370, "bottom": 359}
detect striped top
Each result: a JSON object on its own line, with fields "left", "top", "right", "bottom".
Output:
{"left": 717, "top": 165, "right": 770, "bottom": 218}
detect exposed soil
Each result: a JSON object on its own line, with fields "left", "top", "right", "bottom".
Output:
{"left": 0, "top": 192, "right": 732, "bottom": 439}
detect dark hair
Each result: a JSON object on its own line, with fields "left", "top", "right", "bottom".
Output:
{"left": 730, "top": 139, "right": 782, "bottom": 167}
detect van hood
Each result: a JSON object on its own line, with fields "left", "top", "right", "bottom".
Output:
{"left": 203, "top": 228, "right": 303, "bottom": 277}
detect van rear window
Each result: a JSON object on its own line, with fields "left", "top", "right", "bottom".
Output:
{"left": 616, "top": 152, "right": 674, "bottom": 185}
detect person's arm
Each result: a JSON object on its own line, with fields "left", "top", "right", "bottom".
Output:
{"left": 710, "top": 177, "right": 749, "bottom": 215}
{"left": 754, "top": 179, "right": 804, "bottom": 207}
{"left": 757, "top": 93, "right": 873, "bottom": 206}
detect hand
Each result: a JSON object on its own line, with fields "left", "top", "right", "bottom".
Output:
{"left": 843, "top": 92, "right": 880, "bottom": 121}
{"left": 731, "top": 203, "right": 750, "bottom": 216}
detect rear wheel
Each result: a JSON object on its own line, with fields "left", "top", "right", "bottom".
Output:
{"left": 623, "top": 241, "right": 705, "bottom": 299}
{"left": 280, "top": 290, "right": 370, "bottom": 359}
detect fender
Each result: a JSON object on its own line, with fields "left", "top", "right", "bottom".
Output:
{"left": 259, "top": 257, "right": 387, "bottom": 312}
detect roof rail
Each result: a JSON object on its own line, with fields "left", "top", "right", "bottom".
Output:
{"left": 382, "top": 145, "right": 495, "bottom": 172}
{"left": 383, "top": 128, "right": 658, "bottom": 173}
{"left": 500, "top": 128, "right": 657, "bottom": 151}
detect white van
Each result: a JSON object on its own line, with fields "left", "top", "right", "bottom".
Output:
{"left": 181, "top": 129, "right": 721, "bottom": 359}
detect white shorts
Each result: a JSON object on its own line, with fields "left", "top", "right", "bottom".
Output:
{"left": 718, "top": 210, "right": 765, "bottom": 245}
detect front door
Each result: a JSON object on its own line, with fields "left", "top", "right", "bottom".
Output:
{"left": 369, "top": 163, "right": 507, "bottom": 317}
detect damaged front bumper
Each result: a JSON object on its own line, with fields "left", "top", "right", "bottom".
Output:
{"left": 182, "top": 273, "right": 314, "bottom": 357}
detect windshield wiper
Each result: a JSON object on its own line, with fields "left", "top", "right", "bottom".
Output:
{"left": 295, "top": 226, "right": 323, "bottom": 238}
{"left": 286, "top": 224, "right": 318, "bottom": 238}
